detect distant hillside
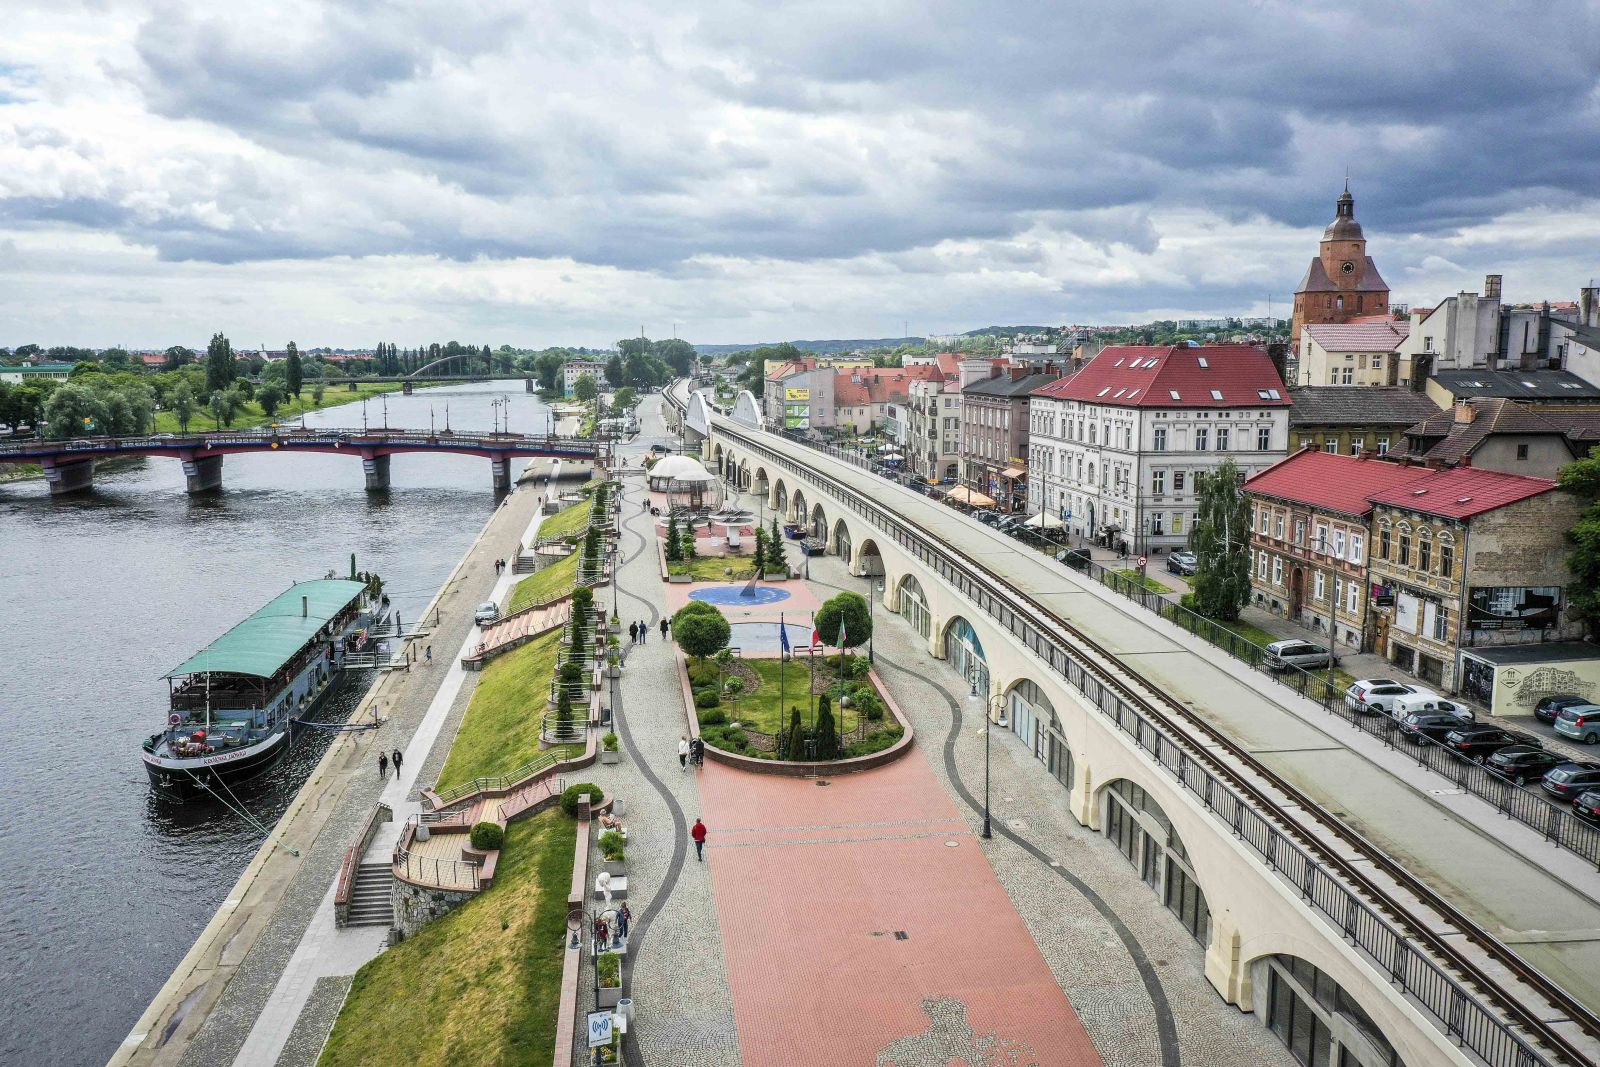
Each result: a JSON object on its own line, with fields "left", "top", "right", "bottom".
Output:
{"left": 696, "top": 337, "right": 921, "bottom": 356}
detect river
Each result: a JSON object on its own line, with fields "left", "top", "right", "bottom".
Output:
{"left": 0, "top": 380, "right": 558, "bottom": 1067}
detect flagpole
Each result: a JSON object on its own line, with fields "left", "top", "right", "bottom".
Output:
{"left": 779, "top": 612, "right": 787, "bottom": 753}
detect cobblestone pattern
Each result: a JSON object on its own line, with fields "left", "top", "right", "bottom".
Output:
{"left": 802, "top": 550, "right": 1293, "bottom": 1067}
{"left": 174, "top": 470, "right": 548, "bottom": 1067}
{"left": 271, "top": 976, "right": 349, "bottom": 1067}
{"left": 571, "top": 402, "right": 741, "bottom": 1066}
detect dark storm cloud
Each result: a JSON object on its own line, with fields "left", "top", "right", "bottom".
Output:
{"left": 5, "top": 0, "right": 1599, "bottom": 286}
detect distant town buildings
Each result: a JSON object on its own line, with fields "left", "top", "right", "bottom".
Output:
{"left": 562, "top": 359, "right": 607, "bottom": 397}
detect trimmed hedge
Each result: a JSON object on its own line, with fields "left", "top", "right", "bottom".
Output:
{"left": 560, "top": 782, "right": 603, "bottom": 818}
{"left": 696, "top": 708, "right": 728, "bottom": 727}
{"left": 469, "top": 821, "right": 505, "bottom": 851}
{"left": 693, "top": 689, "right": 721, "bottom": 709}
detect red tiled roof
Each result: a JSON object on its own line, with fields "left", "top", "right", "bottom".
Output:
{"left": 1029, "top": 344, "right": 1287, "bottom": 408}
{"left": 832, "top": 365, "right": 940, "bottom": 406}
{"left": 1366, "top": 465, "right": 1558, "bottom": 520}
{"left": 1244, "top": 450, "right": 1433, "bottom": 517}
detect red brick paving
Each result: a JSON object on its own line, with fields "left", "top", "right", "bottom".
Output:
{"left": 695, "top": 751, "right": 1103, "bottom": 1066}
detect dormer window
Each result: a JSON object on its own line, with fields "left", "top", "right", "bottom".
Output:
{"left": 1169, "top": 390, "right": 1181, "bottom": 400}
{"left": 1210, "top": 389, "right": 1223, "bottom": 401}
{"left": 1197, "top": 357, "right": 1209, "bottom": 368}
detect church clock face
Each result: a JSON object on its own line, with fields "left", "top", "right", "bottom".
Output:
{"left": 1340, "top": 260, "right": 1356, "bottom": 275}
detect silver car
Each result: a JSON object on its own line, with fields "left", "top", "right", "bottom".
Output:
{"left": 1264, "top": 639, "right": 1336, "bottom": 672}
{"left": 474, "top": 601, "right": 501, "bottom": 625}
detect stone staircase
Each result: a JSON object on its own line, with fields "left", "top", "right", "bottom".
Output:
{"left": 345, "top": 863, "right": 394, "bottom": 928}
{"left": 463, "top": 600, "right": 571, "bottom": 668}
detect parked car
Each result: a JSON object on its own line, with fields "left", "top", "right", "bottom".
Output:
{"left": 1554, "top": 704, "right": 1600, "bottom": 746}
{"left": 1484, "top": 746, "right": 1565, "bottom": 785}
{"left": 972, "top": 510, "right": 1002, "bottom": 526}
{"left": 474, "top": 601, "right": 501, "bottom": 625}
{"left": 1397, "top": 711, "right": 1475, "bottom": 745}
{"left": 1540, "top": 762, "right": 1600, "bottom": 801}
{"left": 1443, "top": 725, "right": 1542, "bottom": 762}
{"left": 1165, "top": 551, "right": 1198, "bottom": 576}
{"left": 1388, "top": 692, "right": 1474, "bottom": 722}
{"left": 1057, "top": 548, "right": 1093, "bottom": 571}
{"left": 1574, "top": 790, "right": 1600, "bottom": 826}
{"left": 1535, "top": 693, "right": 1589, "bottom": 726}
{"left": 1344, "top": 679, "right": 1427, "bottom": 716}
{"left": 1263, "top": 639, "right": 1337, "bottom": 672}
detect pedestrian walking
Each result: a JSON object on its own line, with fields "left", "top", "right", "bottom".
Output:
{"left": 425, "top": 645, "right": 433, "bottom": 662}
{"left": 378, "top": 752, "right": 389, "bottom": 778}
{"left": 660, "top": 618, "right": 669, "bottom": 641}
{"left": 639, "top": 621, "right": 647, "bottom": 645}
{"left": 617, "top": 902, "right": 631, "bottom": 939}
{"left": 392, "top": 748, "right": 403, "bottom": 773}
{"left": 629, "top": 621, "right": 639, "bottom": 645}
{"left": 692, "top": 817, "right": 707, "bottom": 861}
{"left": 690, "top": 736, "right": 704, "bottom": 767}
{"left": 678, "top": 736, "right": 690, "bottom": 771}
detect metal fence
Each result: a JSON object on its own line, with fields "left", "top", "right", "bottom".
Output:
{"left": 714, "top": 415, "right": 1580, "bottom": 1067}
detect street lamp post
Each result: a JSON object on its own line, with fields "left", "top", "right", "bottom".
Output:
{"left": 969, "top": 669, "right": 993, "bottom": 840}
{"left": 865, "top": 576, "right": 883, "bottom": 663}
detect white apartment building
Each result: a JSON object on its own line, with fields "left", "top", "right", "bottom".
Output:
{"left": 1027, "top": 345, "right": 1290, "bottom": 553}
{"left": 562, "top": 359, "right": 608, "bottom": 397}
{"left": 906, "top": 377, "right": 962, "bottom": 483}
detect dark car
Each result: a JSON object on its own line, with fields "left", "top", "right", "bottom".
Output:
{"left": 1541, "top": 762, "right": 1600, "bottom": 801}
{"left": 1397, "top": 711, "right": 1474, "bottom": 745}
{"left": 1443, "top": 725, "right": 1542, "bottom": 762}
{"left": 1056, "top": 548, "right": 1093, "bottom": 571}
{"left": 1165, "top": 551, "right": 1198, "bottom": 576}
{"left": 1575, "top": 790, "right": 1600, "bottom": 826}
{"left": 1484, "top": 746, "right": 1565, "bottom": 785}
{"left": 1535, "top": 693, "right": 1589, "bottom": 726}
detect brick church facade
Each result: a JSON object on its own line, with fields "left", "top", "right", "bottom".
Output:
{"left": 1291, "top": 184, "right": 1391, "bottom": 352}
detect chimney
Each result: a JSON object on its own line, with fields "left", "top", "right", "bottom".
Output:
{"left": 1009, "top": 364, "right": 1028, "bottom": 380}
{"left": 302, "top": 596, "right": 309, "bottom": 618}
{"left": 1453, "top": 401, "right": 1475, "bottom": 425}
{"left": 1484, "top": 274, "right": 1502, "bottom": 300}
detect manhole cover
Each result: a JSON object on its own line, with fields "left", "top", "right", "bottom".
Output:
{"left": 1009, "top": 819, "right": 1028, "bottom": 830}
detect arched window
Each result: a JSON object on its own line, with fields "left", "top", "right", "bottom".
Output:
{"left": 1103, "top": 780, "right": 1210, "bottom": 946}
{"left": 834, "top": 520, "right": 852, "bottom": 564}
{"left": 1259, "top": 955, "right": 1403, "bottom": 1067}
{"left": 1006, "top": 679, "right": 1055, "bottom": 765}
{"left": 899, "top": 575, "right": 931, "bottom": 638}
{"left": 944, "top": 617, "right": 988, "bottom": 697}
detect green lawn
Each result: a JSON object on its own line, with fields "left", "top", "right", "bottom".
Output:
{"left": 317, "top": 809, "right": 576, "bottom": 1067}
{"left": 152, "top": 381, "right": 410, "bottom": 434}
{"left": 714, "top": 657, "right": 867, "bottom": 735}
{"left": 435, "top": 630, "right": 564, "bottom": 793}
{"left": 508, "top": 553, "right": 580, "bottom": 614}
{"left": 536, "top": 499, "right": 592, "bottom": 543}
{"left": 1112, "top": 568, "right": 1172, "bottom": 594}
{"left": 667, "top": 556, "right": 758, "bottom": 581}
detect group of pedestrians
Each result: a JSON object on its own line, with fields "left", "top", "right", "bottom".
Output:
{"left": 491, "top": 558, "right": 508, "bottom": 574}
{"left": 376, "top": 748, "right": 404, "bottom": 778}
{"left": 627, "top": 619, "right": 670, "bottom": 645}
{"left": 677, "top": 734, "right": 705, "bottom": 771}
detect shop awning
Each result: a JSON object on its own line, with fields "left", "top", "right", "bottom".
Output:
{"left": 1021, "top": 512, "right": 1064, "bottom": 529}
{"left": 1000, "top": 466, "right": 1025, "bottom": 480}
{"left": 946, "top": 486, "right": 997, "bottom": 507}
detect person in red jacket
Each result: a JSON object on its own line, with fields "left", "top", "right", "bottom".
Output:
{"left": 691, "top": 818, "right": 708, "bottom": 861}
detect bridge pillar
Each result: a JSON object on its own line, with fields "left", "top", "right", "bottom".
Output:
{"left": 42, "top": 457, "right": 95, "bottom": 495}
{"left": 524, "top": 378, "right": 536, "bottom": 394}
{"left": 182, "top": 454, "right": 224, "bottom": 494}
{"left": 363, "top": 454, "right": 392, "bottom": 492}
{"left": 1204, "top": 920, "right": 1250, "bottom": 1008}
{"left": 490, "top": 457, "right": 512, "bottom": 492}
{"left": 402, "top": 381, "right": 415, "bottom": 396}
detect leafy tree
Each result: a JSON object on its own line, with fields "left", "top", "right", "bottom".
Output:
{"left": 652, "top": 338, "right": 696, "bottom": 377}
{"left": 605, "top": 355, "right": 624, "bottom": 387}
{"left": 1559, "top": 447, "right": 1600, "bottom": 639}
{"left": 767, "top": 517, "right": 788, "bottom": 573}
{"left": 69, "top": 360, "right": 105, "bottom": 378}
{"left": 311, "top": 383, "right": 326, "bottom": 405}
{"left": 814, "top": 591, "right": 871, "bottom": 665}
{"left": 753, "top": 527, "right": 769, "bottom": 577}
{"left": 665, "top": 516, "right": 683, "bottom": 562}
{"left": 786, "top": 707, "right": 804, "bottom": 761}
{"left": 171, "top": 384, "right": 196, "bottom": 433}
{"left": 257, "top": 383, "right": 285, "bottom": 417}
{"left": 1189, "top": 457, "right": 1252, "bottom": 620}
{"left": 205, "top": 333, "right": 236, "bottom": 392}
{"left": 572, "top": 374, "right": 598, "bottom": 402}
{"left": 814, "top": 693, "right": 838, "bottom": 760}
{"left": 285, "top": 342, "right": 303, "bottom": 397}
{"left": 673, "top": 603, "right": 730, "bottom": 662}
{"left": 612, "top": 386, "right": 637, "bottom": 411}
{"left": 680, "top": 519, "right": 698, "bottom": 559}
{"left": 534, "top": 351, "right": 564, "bottom": 391}
{"left": 43, "top": 383, "right": 109, "bottom": 439}
{"left": 209, "top": 389, "right": 241, "bottom": 429}
{"left": 98, "top": 347, "right": 131, "bottom": 369}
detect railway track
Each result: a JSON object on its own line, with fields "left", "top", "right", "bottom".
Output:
{"left": 670, "top": 384, "right": 1600, "bottom": 1067}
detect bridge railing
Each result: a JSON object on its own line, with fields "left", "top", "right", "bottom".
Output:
{"left": 711, "top": 411, "right": 1589, "bottom": 1067}
{"left": 0, "top": 428, "right": 604, "bottom": 456}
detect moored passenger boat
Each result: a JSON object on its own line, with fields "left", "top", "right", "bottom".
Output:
{"left": 142, "top": 578, "right": 381, "bottom": 799}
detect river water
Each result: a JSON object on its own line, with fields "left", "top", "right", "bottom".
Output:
{"left": 0, "top": 380, "right": 558, "bottom": 1067}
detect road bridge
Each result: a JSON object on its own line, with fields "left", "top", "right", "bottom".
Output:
{"left": 0, "top": 428, "right": 603, "bottom": 495}
{"left": 666, "top": 380, "right": 1600, "bottom": 1067}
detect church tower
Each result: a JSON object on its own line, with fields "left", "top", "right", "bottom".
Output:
{"left": 1291, "top": 183, "right": 1391, "bottom": 352}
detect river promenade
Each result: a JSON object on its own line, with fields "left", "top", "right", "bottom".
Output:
{"left": 109, "top": 454, "right": 573, "bottom": 1067}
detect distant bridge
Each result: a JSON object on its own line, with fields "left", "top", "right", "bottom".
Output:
{"left": 0, "top": 428, "right": 605, "bottom": 495}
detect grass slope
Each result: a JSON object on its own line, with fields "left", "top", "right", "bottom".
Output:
{"left": 508, "top": 552, "right": 579, "bottom": 614}
{"left": 536, "top": 499, "right": 592, "bottom": 543}
{"left": 436, "top": 630, "right": 564, "bottom": 793}
{"left": 317, "top": 810, "right": 577, "bottom": 1067}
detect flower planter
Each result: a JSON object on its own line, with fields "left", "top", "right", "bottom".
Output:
{"left": 600, "top": 749, "right": 621, "bottom": 765}
{"left": 597, "top": 984, "right": 622, "bottom": 1009}
{"left": 603, "top": 857, "right": 626, "bottom": 877}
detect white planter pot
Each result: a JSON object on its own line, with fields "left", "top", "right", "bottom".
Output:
{"left": 600, "top": 749, "right": 621, "bottom": 764}
{"left": 597, "top": 984, "right": 622, "bottom": 1009}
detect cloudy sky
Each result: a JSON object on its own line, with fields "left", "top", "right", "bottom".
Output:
{"left": 2, "top": 0, "right": 1598, "bottom": 349}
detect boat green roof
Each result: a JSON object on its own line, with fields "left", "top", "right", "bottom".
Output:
{"left": 166, "top": 579, "right": 369, "bottom": 680}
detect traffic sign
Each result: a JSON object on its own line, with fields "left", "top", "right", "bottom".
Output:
{"left": 1137, "top": 555, "right": 1147, "bottom": 568}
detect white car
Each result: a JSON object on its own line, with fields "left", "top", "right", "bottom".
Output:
{"left": 1388, "top": 692, "right": 1474, "bottom": 723}
{"left": 474, "top": 601, "right": 501, "bottom": 625}
{"left": 1344, "top": 678, "right": 1434, "bottom": 716}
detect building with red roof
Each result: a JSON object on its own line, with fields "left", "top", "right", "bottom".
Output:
{"left": 1243, "top": 446, "right": 1581, "bottom": 684}
{"left": 1026, "top": 344, "right": 1289, "bottom": 552}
